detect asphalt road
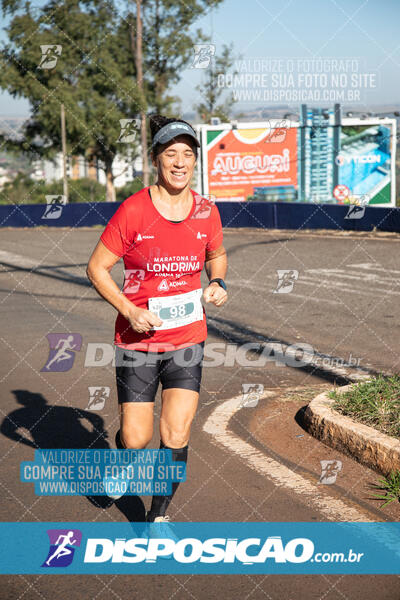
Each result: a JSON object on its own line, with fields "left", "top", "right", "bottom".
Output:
{"left": 0, "top": 226, "right": 399, "bottom": 599}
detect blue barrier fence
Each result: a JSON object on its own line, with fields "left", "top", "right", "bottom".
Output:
{"left": 1, "top": 201, "right": 400, "bottom": 232}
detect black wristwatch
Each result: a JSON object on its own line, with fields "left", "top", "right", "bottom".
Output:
{"left": 209, "top": 278, "right": 227, "bottom": 290}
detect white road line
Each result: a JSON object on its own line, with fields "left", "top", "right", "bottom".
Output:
{"left": 203, "top": 393, "right": 376, "bottom": 522}
{"left": 0, "top": 250, "right": 39, "bottom": 269}
{"left": 348, "top": 263, "right": 400, "bottom": 275}
{"left": 228, "top": 281, "right": 341, "bottom": 305}
{"left": 0, "top": 250, "right": 86, "bottom": 284}
{"left": 299, "top": 276, "right": 400, "bottom": 297}
{"left": 276, "top": 292, "right": 341, "bottom": 306}
{"left": 306, "top": 268, "right": 397, "bottom": 287}
{"left": 230, "top": 272, "right": 400, "bottom": 298}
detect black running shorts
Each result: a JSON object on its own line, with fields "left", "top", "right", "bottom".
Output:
{"left": 115, "top": 342, "right": 204, "bottom": 403}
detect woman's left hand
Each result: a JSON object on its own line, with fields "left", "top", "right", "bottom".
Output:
{"left": 203, "top": 282, "right": 228, "bottom": 307}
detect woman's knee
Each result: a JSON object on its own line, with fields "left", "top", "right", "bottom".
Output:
{"left": 120, "top": 427, "right": 153, "bottom": 449}
{"left": 119, "top": 402, "right": 154, "bottom": 449}
{"left": 160, "top": 424, "right": 191, "bottom": 448}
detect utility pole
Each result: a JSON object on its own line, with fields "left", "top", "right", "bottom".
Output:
{"left": 136, "top": 0, "right": 150, "bottom": 187}
{"left": 60, "top": 103, "right": 69, "bottom": 202}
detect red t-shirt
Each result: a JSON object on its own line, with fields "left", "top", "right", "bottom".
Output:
{"left": 100, "top": 187, "right": 223, "bottom": 351}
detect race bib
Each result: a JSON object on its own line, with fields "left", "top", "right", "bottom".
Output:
{"left": 148, "top": 288, "right": 203, "bottom": 330}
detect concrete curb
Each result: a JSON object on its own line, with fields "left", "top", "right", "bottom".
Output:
{"left": 303, "top": 384, "right": 400, "bottom": 477}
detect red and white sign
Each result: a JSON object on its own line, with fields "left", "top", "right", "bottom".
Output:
{"left": 333, "top": 184, "right": 350, "bottom": 202}
{"left": 204, "top": 126, "right": 298, "bottom": 202}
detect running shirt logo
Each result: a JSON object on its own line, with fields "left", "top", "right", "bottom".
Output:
{"left": 42, "top": 529, "right": 82, "bottom": 567}
{"left": 157, "top": 279, "right": 188, "bottom": 291}
{"left": 147, "top": 257, "right": 200, "bottom": 274}
{"left": 196, "top": 232, "right": 207, "bottom": 239}
{"left": 157, "top": 279, "right": 169, "bottom": 291}
{"left": 41, "top": 334, "right": 82, "bottom": 372}
{"left": 136, "top": 233, "right": 155, "bottom": 242}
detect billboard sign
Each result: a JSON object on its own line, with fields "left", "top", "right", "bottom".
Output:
{"left": 201, "top": 121, "right": 298, "bottom": 202}
{"left": 198, "top": 115, "right": 396, "bottom": 206}
{"left": 335, "top": 121, "right": 395, "bottom": 206}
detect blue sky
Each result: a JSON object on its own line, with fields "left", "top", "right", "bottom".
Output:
{"left": 1, "top": 0, "right": 400, "bottom": 117}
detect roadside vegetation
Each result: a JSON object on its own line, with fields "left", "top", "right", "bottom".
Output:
{"left": 371, "top": 471, "right": 400, "bottom": 507}
{"left": 330, "top": 375, "right": 400, "bottom": 507}
{"left": 0, "top": 175, "right": 143, "bottom": 204}
{"left": 329, "top": 375, "right": 400, "bottom": 438}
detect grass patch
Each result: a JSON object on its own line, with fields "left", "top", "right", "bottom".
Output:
{"left": 283, "top": 385, "right": 331, "bottom": 404}
{"left": 329, "top": 375, "right": 400, "bottom": 438}
{"left": 371, "top": 471, "right": 400, "bottom": 507}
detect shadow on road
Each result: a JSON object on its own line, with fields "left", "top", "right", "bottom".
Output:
{"left": 225, "top": 237, "right": 292, "bottom": 257}
{"left": 0, "top": 389, "right": 146, "bottom": 523}
{"left": 0, "top": 261, "right": 90, "bottom": 287}
{"left": 207, "top": 315, "right": 378, "bottom": 386}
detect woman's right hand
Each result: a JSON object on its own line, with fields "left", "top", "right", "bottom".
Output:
{"left": 125, "top": 305, "right": 163, "bottom": 333}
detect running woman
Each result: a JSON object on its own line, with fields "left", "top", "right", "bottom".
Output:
{"left": 86, "top": 115, "right": 227, "bottom": 525}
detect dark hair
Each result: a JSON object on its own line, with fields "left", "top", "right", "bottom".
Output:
{"left": 149, "top": 114, "right": 198, "bottom": 157}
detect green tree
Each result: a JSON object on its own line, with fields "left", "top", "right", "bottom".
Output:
{"left": 0, "top": 0, "right": 225, "bottom": 203}
{"left": 195, "top": 43, "right": 237, "bottom": 123}
{"left": 120, "top": 0, "right": 225, "bottom": 116}
{"left": 0, "top": 0, "right": 142, "bottom": 201}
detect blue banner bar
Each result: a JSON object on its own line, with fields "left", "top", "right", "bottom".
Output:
{"left": 0, "top": 522, "right": 399, "bottom": 574}
{"left": 1, "top": 201, "right": 400, "bottom": 232}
